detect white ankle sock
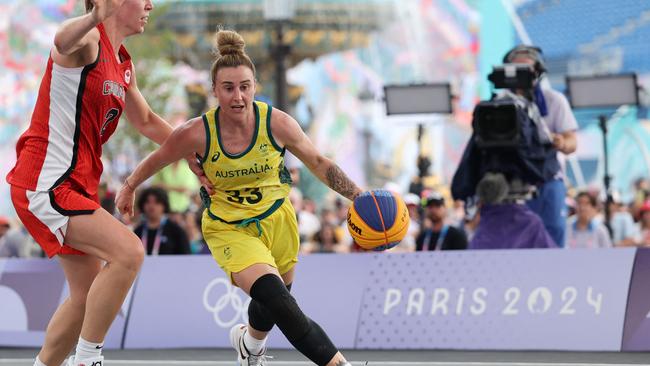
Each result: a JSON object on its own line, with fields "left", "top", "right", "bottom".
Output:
{"left": 243, "top": 328, "right": 267, "bottom": 355}
{"left": 33, "top": 356, "right": 46, "bottom": 366}
{"left": 73, "top": 337, "right": 103, "bottom": 362}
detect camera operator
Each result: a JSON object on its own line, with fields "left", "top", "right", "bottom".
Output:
{"left": 504, "top": 45, "right": 578, "bottom": 247}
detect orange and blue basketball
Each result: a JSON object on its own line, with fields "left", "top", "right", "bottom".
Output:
{"left": 347, "top": 189, "right": 410, "bottom": 251}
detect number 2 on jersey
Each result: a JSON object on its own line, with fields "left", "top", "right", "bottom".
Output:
{"left": 225, "top": 188, "right": 263, "bottom": 204}
{"left": 100, "top": 108, "right": 120, "bottom": 136}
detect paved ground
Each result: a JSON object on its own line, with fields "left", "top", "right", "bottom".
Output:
{"left": 1, "top": 349, "right": 650, "bottom": 365}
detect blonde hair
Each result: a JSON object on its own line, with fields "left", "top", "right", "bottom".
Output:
{"left": 210, "top": 29, "right": 256, "bottom": 87}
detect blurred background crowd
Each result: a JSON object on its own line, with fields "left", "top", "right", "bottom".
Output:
{"left": 5, "top": 172, "right": 650, "bottom": 257}
{"left": 3, "top": 0, "right": 650, "bottom": 257}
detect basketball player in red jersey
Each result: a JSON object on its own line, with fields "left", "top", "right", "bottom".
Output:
{"left": 6, "top": 1, "right": 205, "bottom": 365}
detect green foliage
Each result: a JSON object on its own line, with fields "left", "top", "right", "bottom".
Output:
{"left": 105, "top": 4, "right": 177, "bottom": 163}
{"left": 124, "top": 3, "right": 176, "bottom": 60}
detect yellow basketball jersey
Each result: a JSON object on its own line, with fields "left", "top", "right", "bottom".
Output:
{"left": 200, "top": 101, "right": 292, "bottom": 223}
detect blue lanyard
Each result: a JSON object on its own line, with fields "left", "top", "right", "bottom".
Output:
{"left": 423, "top": 225, "right": 449, "bottom": 251}
{"left": 141, "top": 216, "right": 167, "bottom": 256}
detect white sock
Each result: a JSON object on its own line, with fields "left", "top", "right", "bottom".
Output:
{"left": 33, "top": 356, "right": 46, "bottom": 366}
{"left": 73, "top": 337, "right": 103, "bottom": 362}
{"left": 243, "top": 328, "right": 267, "bottom": 355}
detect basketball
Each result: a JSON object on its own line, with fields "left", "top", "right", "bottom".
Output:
{"left": 347, "top": 189, "right": 410, "bottom": 251}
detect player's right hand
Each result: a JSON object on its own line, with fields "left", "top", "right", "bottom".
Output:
{"left": 115, "top": 182, "right": 135, "bottom": 218}
{"left": 187, "top": 153, "right": 215, "bottom": 195}
{"left": 90, "top": 0, "right": 127, "bottom": 24}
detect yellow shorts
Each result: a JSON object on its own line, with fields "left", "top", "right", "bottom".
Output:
{"left": 202, "top": 199, "right": 300, "bottom": 283}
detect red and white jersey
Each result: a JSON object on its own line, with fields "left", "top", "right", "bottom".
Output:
{"left": 7, "top": 23, "right": 132, "bottom": 197}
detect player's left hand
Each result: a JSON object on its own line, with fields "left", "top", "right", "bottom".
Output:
{"left": 186, "top": 154, "right": 214, "bottom": 195}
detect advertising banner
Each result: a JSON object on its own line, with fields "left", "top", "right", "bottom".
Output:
{"left": 355, "top": 249, "right": 636, "bottom": 350}
{"left": 622, "top": 248, "right": 650, "bottom": 351}
{"left": 0, "top": 258, "right": 129, "bottom": 349}
{"left": 0, "top": 249, "right": 639, "bottom": 351}
{"left": 123, "top": 253, "right": 371, "bottom": 349}
{"left": 0, "top": 259, "right": 64, "bottom": 347}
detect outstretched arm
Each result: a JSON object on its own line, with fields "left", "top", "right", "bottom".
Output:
{"left": 271, "top": 110, "right": 362, "bottom": 201}
{"left": 53, "top": 13, "right": 98, "bottom": 56}
{"left": 52, "top": 0, "right": 126, "bottom": 67}
{"left": 322, "top": 164, "right": 362, "bottom": 201}
{"left": 124, "top": 68, "right": 173, "bottom": 145}
{"left": 115, "top": 118, "right": 206, "bottom": 216}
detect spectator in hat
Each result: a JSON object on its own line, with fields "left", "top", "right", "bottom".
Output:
{"left": 391, "top": 193, "right": 419, "bottom": 252}
{"left": 637, "top": 201, "right": 650, "bottom": 247}
{"left": 607, "top": 192, "right": 638, "bottom": 247}
{"left": 566, "top": 191, "right": 612, "bottom": 249}
{"left": 416, "top": 192, "right": 467, "bottom": 251}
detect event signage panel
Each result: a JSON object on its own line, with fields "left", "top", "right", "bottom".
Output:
{"left": 356, "top": 249, "right": 635, "bottom": 350}
{"left": 123, "top": 254, "right": 370, "bottom": 349}
{"left": 0, "top": 259, "right": 128, "bottom": 348}
{"left": 0, "top": 249, "right": 638, "bottom": 351}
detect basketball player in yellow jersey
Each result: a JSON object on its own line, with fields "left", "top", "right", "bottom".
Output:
{"left": 116, "top": 29, "right": 360, "bottom": 366}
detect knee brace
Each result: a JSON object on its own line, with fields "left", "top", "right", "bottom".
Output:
{"left": 249, "top": 274, "right": 338, "bottom": 366}
{"left": 248, "top": 282, "right": 291, "bottom": 332}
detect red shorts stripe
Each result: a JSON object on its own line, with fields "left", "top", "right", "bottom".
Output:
{"left": 10, "top": 184, "right": 99, "bottom": 258}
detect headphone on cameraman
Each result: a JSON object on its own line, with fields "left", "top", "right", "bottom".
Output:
{"left": 503, "top": 45, "right": 547, "bottom": 77}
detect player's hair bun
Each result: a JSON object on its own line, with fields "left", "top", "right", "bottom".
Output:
{"left": 215, "top": 30, "right": 246, "bottom": 56}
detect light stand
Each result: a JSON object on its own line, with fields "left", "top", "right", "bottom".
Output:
{"left": 264, "top": 0, "right": 296, "bottom": 111}
{"left": 384, "top": 83, "right": 453, "bottom": 196}
{"left": 598, "top": 114, "right": 611, "bottom": 224}
{"left": 566, "top": 73, "right": 639, "bottom": 234}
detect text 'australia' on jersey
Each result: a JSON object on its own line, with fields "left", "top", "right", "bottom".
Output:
{"left": 200, "top": 101, "right": 292, "bottom": 222}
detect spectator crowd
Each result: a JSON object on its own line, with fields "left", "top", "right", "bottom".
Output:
{"left": 1, "top": 43, "right": 647, "bottom": 258}
{"left": 3, "top": 170, "right": 650, "bottom": 258}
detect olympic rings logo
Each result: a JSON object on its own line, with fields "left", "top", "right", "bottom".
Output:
{"left": 202, "top": 277, "right": 251, "bottom": 328}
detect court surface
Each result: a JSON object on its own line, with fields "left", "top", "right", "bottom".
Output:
{"left": 1, "top": 349, "right": 650, "bottom": 366}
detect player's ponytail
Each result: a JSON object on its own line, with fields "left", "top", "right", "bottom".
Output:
{"left": 210, "top": 29, "right": 256, "bottom": 87}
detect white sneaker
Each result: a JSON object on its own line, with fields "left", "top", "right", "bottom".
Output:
{"left": 229, "top": 323, "right": 271, "bottom": 366}
{"left": 65, "top": 356, "right": 103, "bottom": 366}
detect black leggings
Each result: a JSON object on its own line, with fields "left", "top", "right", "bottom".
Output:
{"left": 248, "top": 274, "right": 339, "bottom": 366}
{"left": 248, "top": 282, "right": 292, "bottom": 332}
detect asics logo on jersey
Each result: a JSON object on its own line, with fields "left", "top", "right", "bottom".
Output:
{"left": 103, "top": 80, "right": 125, "bottom": 101}
{"left": 211, "top": 152, "right": 221, "bottom": 162}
